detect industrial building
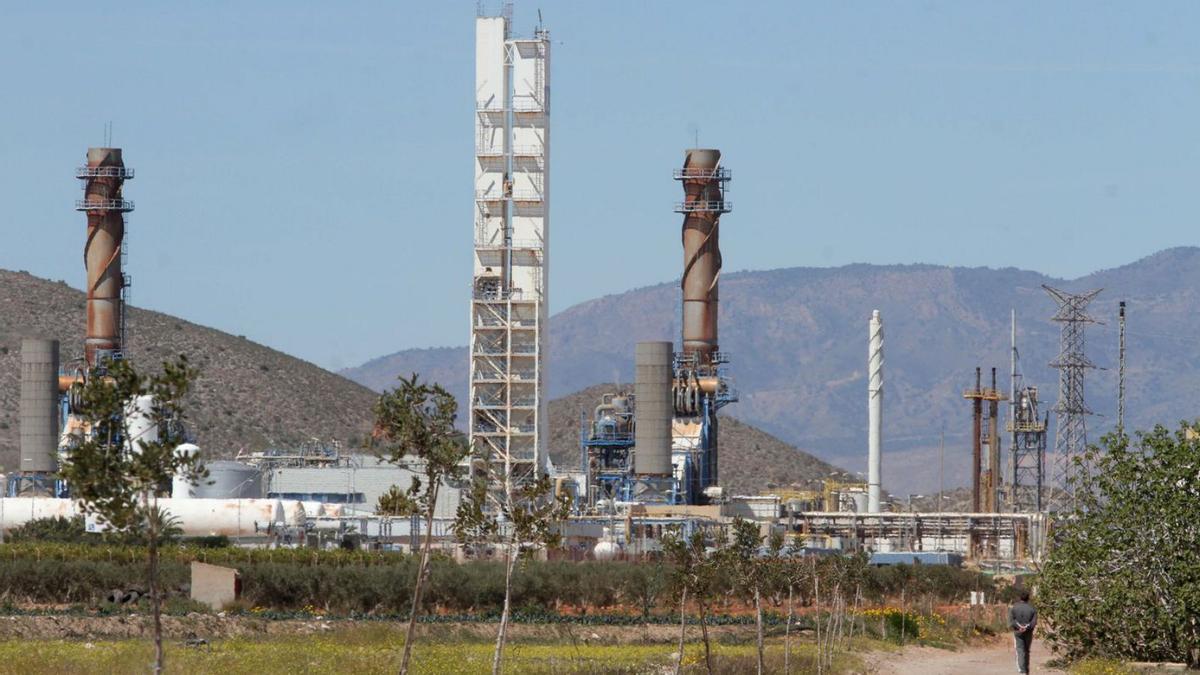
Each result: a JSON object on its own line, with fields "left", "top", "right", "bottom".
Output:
{"left": 1, "top": 6, "right": 1068, "bottom": 569}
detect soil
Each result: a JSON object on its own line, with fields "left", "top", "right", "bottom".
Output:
{"left": 869, "top": 636, "right": 1062, "bottom": 674}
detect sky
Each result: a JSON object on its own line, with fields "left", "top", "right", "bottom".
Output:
{"left": 1, "top": 2, "right": 1198, "bottom": 370}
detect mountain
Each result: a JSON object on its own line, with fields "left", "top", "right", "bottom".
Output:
{"left": 0, "top": 270, "right": 378, "bottom": 471}
{"left": 342, "top": 247, "right": 1200, "bottom": 495}
{"left": 547, "top": 384, "right": 854, "bottom": 496}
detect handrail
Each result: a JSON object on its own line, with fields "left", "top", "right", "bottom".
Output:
{"left": 673, "top": 167, "right": 730, "bottom": 181}
{"left": 76, "top": 166, "right": 135, "bottom": 179}
{"left": 75, "top": 199, "right": 134, "bottom": 212}
{"left": 674, "top": 200, "right": 731, "bottom": 213}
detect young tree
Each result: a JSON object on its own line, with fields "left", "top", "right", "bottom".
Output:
{"left": 1040, "top": 425, "right": 1200, "bottom": 666}
{"left": 454, "top": 467, "right": 572, "bottom": 674}
{"left": 779, "top": 538, "right": 813, "bottom": 675}
{"left": 726, "top": 517, "right": 768, "bottom": 675}
{"left": 663, "top": 526, "right": 720, "bottom": 675}
{"left": 59, "top": 356, "right": 205, "bottom": 675}
{"left": 371, "top": 374, "right": 468, "bottom": 675}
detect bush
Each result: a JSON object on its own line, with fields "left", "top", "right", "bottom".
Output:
{"left": 1040, "top": 426, "right": 1200, "bottom": 666}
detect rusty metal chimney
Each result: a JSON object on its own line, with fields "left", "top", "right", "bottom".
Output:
{"left": 674, "top": 149, "right": 730, "bottom": 365}
{"left": 75, "top": 148, "right": 133, "bottom": 367}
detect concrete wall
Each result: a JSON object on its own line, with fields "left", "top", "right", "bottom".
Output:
{"left": 190, "top": 562, "right": 238, "bottom": 610}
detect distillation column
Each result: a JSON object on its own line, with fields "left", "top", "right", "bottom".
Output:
{"left": 75, "top": 148, "right": 133, "bottom": 367}
{"left": 867, "top": 310, "right": 883, "bottom": 513}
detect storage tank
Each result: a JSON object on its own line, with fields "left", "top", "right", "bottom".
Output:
{"left": 280, "top": 500, "right": 307, "bottom": 528}
{"left": 171, "top": 443, "right": 201, "bottom": 498}
{"left": 0, "top": 498, "right": 76, "bottom": 531}
{"left": 19, "top": 339, "right": 60, "bottom": 473}
{"left": 123, "top": 395, "right": 158, "bottom": 454}
{"left": 156, "top": 498, "right": 285, "bottom": 537}
{"left": 593, "top": 526, "right": 622, "bottom": 561}
{"left": 634, "top": 341, "right": 674, "bottom": 475}
{"left": 192, "top": 461, "right": 263, "bottom": 499}
{"left": 300, "top": 501, "right": 327, "bottom": 518}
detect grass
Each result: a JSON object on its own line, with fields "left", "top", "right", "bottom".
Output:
{"left": 0, "top": 623, "right": 875, "bottom": 674}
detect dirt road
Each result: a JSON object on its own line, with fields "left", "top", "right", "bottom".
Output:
{"left": 870, "top": 637, "right": 1062, "bottom": 674}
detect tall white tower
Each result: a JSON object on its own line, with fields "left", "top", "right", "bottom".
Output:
{"left": 470, "top": 7, "right": 551, "bottom": 488}
{"left": 867, "top": 310, "right": 883, "bottom": 512}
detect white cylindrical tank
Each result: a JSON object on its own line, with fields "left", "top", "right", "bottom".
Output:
{"left": 171, "top": 443, "right": 201, "bottom": 499}
{"left": 192, "top": 461, "right": 263, "bottom": 499}
{"left": 300, "top": 501, "right": 327, "bottom": 518}
{"left": 593, "top": 526, "right": 622, "bottom": 561}
{"left": 851, "top": 492, "right": 869, "bottom": 513}
{"left": 156, "top": 498, "right": 285, "bottom": 537}
{"left": 868, "top": 310, "right": 883, "bottom": 513}
{"left": 0, "top": 498, "right": 77, "bottom": 531}
{"left": 124, "top": 395, "right": 158, "bottom": 454}
{"left": 280, "top": 500, "right": 307, "bottom": 528}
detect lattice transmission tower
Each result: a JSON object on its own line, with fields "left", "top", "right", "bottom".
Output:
{"left": 1043, "top": 285, "right": 1102, "bottom": 512}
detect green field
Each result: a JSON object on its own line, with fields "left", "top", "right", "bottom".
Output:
{"left": 0, "top": 624, "right": 873, "bottom": 675}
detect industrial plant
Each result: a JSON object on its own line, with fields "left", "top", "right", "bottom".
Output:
{"left": 4, "top": 5, "right": 1123, "bottom": 573}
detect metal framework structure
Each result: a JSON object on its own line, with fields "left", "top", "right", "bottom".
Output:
{"left": 1006, "top": 310, "right": 1047, "bottom": 512}
{"left": 1043, "top": 285, "right": 1102, "bottom": 512}
{"left": 470, "top": 8, "right": 551, "bottom": 493}
{"left": 963, "top": 368, "right": 1005, "bottom": 514}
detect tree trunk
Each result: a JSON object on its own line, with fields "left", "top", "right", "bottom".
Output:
{"left": 149, "top": 499, "right": 164, "bottom": 675}
{"left": 784, "top": 584, "right": 793, "bottom": 675}
{"left": 813, "top": 564, "right": 822, "bottom": 675}
{"left": 754, "top": 585, "right": 764, "bottom": 675}
{"left": 698, "top": 600, "right": 714, "bottom": 675}
{"left": 674, "top": 588, "right": 687, "bottom": 675}
{"left": 492, "top": 543, "right": 518, "bottom": 675}
{"left": 399, "top": 482, "right": 440, "bottom": 675}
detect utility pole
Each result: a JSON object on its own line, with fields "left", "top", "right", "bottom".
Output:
{"left": 938, "top": 424, "right": 945, "bottom": 513}
{"left": 1118, "top": 301, "right": 1126, "bottom": 435}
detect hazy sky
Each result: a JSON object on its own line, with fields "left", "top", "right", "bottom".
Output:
{"left": 2, "top": 2, "right": 1198, "bottom": 370}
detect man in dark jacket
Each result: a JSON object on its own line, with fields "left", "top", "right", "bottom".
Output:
{"left": 1010, "top": 589, "right": 1037, "bottom": 673}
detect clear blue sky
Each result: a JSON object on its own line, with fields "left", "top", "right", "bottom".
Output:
{"left": 2, "top": 2, "right": 1198, "bottom": 370}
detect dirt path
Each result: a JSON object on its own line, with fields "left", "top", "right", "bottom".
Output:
{"left": 870, "top": 636, "right": 1062, "bottom": 674}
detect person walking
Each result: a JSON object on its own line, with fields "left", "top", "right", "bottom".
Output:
{"left": 1010, "top": 588, "right": 1037, "bottom": 673}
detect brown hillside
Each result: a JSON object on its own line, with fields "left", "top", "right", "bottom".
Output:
{"left": 548, "top": 384, "right": 855, "bottom": 496}
{"left": 0, "top": 270, "right": 377, "bottom": 470}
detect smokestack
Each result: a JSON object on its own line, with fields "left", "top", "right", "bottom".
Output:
{"left": 75, "top": 148, "right": 133, "bottom": 367}
{"left": 867, "top": 310, "right": 883, "bottom": 512}
{"left": 972, "top": 367, "right": 983, "bottom": 512}
{"left": 634, "top": 341, "right": 674, "bottom": 476}
{"left": 19, "top": 339, "right": 60, "bottom": 473}
{"left": 677, "top": 149, "right": 729, "bottom": 364}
